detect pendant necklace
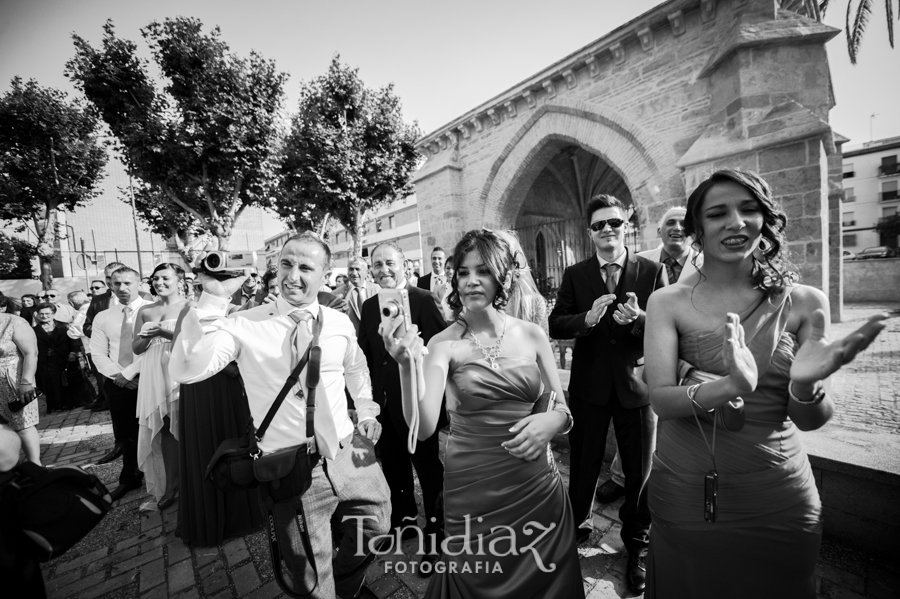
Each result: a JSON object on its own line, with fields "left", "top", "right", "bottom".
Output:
{"left": 469, "top": 315, "right": 507, "bottom": 370}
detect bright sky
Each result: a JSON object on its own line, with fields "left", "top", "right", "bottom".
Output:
{"left": 1, "top": 0, "right": 897, "bottom": 150}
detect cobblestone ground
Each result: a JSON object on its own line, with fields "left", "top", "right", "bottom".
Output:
{"left": 33, "top": 303, "right": 899, "bottom": 599}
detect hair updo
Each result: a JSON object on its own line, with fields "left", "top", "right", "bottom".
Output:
{"left": 446, "top": 229, "right": 516, "bottom": 318}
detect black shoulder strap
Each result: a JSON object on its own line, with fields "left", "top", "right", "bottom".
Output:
{"left": 256, "top": 308, "right": 323, "bottom": 441}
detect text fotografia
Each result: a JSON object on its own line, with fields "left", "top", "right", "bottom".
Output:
{"left": 344, "top": 515, "right": 559, "bottom": 573}
{"left": 385, "top": 559, "right": 502, "bottom": 576}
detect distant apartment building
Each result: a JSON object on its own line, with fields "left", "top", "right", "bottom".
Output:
{"left": 842, "top": 136, "right": 900, "bottom": 252}
{"left": 262, "top": 194, "right": 424, "bottom": 277}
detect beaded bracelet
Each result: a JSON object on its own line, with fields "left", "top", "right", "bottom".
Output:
{"left": 788, "top": 382, "right": 826, "bottom": 405}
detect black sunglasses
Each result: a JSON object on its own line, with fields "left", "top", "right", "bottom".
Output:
{"left": 589, "top": 218, "right": 626, "bottom": 232}
{"left": 46, "top": 293, "right": 59, "bottom": 298}
{"left": 90, "top": 285, "right": 105, "bottom": 290}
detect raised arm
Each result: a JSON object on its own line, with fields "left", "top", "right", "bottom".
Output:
{"left": 788, "top": 286, "right": 886, "bottom": 431}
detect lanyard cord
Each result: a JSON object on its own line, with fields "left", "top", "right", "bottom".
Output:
{"left": 690, "top": 398, "right": 717, "bottom": 472}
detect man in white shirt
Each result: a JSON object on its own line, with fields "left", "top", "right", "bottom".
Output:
{"left": 415, "top": 246, "right": 446, "bottom": 294}
{"left": 89, "top": 267, "right": 152, "bottom": 501}
{"left": 170, "top": 231, "right": 389, "bottom": 599}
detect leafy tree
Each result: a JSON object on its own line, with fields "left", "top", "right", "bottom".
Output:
{"left": 876, "top": 212, "right": 900, "bottom": 245}
{"left": 275, "top": 55, "right": 421, "bottom": 257}
{"left": 66, "top": 18, "right": 288, "bottom": 258}
{"left": 0, "top": 232, "right": 38, "bottom": 279}
{"left": 0, "top": 77, "right": 107, "bottom": 289}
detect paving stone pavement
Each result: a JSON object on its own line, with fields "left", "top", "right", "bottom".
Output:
{"left": 32, "top": 303, "right": 898, "bottom": 598}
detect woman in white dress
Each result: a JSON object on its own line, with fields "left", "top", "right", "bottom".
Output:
{"left": 134, "top": 263, "right": 189, "bottom": 509}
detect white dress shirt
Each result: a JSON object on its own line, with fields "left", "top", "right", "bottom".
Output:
{"left": 89, "top": 296, "right": 152, "bottom": 380}
{"left": 169, "top": 293, "right": 379, "bottom": 454}
{"left": 67, "top": 304, "right": 91, "bottom": 353}
{"left": 596, "top": 249, "right": 628, "bottom": 285}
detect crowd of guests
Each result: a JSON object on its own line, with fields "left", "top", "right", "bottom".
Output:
{"left": 0, "top": 169, "right": 889, "bottom": 599}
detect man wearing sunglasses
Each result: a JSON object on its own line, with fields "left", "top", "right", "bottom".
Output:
{"left": 43, "top": 288, "right": 77, "bottom": 325}
{"left": 549, "top": 194, "right": 666, "bottom": 595}
{"left": 88, "top": 280, "right": 108, "bottom": 298}
{"left": 229, "top": 267, "right": 261, "bottom": 308}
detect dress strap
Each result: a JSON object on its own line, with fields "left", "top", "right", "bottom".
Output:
{"left": 743, "top": 286, "right": 796, "bottom": 380}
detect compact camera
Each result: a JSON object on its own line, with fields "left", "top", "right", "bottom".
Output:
{"left": 378, "top": 288, "right": 412, "bottom": 339}
{"left": 195, "top": 251, "right": 257, "bottom": 278}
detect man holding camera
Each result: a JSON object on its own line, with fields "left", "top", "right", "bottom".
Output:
{"left": 357, "top": 241, "right": 446, "bottom": 572}
{"left": 170, "top": 232, "right": 388, "bottom": 599}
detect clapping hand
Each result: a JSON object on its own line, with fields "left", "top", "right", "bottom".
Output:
{"left": 613, "top": 292, "right": 641, "bottom": 325}
{"left": 587, "top": 294, "right": 617, "bottom": 326}
{"left": 791, "top": 310, "right": 887, "bottom": 385}
{"left": 139, "top": 323, "right": 164, "bottom": 338}
{"left": 723, "top": 313, "right": 757, "bottom": 395}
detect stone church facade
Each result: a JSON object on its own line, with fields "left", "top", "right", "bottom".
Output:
{"left": 413, "top": 0, "right": 845, "bottom": 319}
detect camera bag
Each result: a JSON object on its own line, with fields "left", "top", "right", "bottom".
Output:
{"left": 0, "top": 461, "right": 111, "bottom": 562}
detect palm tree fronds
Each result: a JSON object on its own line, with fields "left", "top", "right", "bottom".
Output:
{"left": 819, "top": 0, "right": 831, "bottom": 16}
{"left": 847, "top": 0, "right": 874, "bottom": 64}
{"left": 886, "top": 0, "right": 895, "bottom": 48}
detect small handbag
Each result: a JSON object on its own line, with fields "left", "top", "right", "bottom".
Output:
{"left": 678, "top": 359, "right": 745, "bottom": 432}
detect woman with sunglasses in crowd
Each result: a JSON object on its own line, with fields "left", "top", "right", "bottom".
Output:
{"left": 643, "top": 170, "right": 887, "bottom": 598}
{"left": 133, "top": 263, "right": 188, "bottom": 510}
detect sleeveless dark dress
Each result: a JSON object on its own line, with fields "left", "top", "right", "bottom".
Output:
{"left": 177, "top": 370, "right": 263, "bottom": 546}
{"left": 647, "top": 288, "right": 822, "bottom": 598}
{"left": 424, "top": 356, "right": 583, "bottom": 599}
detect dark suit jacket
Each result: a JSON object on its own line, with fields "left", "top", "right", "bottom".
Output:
{"left": 416, "top": 273, "right": 432, "bottom": 291}
{"left": 549, "top": 250, "right": 666, "bottom": 408}
{"left": 333, "top": 281, "right": 380, "bottom": 335}
{"left": 357, "top": 284, "right": 447, "bottom": 433}
{"left": 83, "top": 291, "right": 113, "bottom": 339}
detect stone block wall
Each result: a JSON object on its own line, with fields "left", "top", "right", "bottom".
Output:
{"left": 843, "top": 258, "right": 900, "bottom": 302}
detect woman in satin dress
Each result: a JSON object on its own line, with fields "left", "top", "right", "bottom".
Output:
{"left": 643, "top": 169, "right": 886, "bottom": 598}
{"left": 383, "top": 229, "right": 584, "bottom": 599}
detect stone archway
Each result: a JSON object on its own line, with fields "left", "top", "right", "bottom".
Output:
{"left": 413, "top": 0, "right": 843, "bottom": 318}
{"left": 478, "top": 101, "right": 679, "bottom": 241}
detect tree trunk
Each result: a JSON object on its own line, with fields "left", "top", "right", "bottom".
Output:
{"left": 350, "top": 205, "right": 364, "bottom": 258}
{"left": 34, "top": 208, "right": 58, "bottom": 290}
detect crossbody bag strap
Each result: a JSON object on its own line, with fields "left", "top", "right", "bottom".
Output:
{"left": 256, "top": 308, "right": 324, "bottom": 442}
{"left": 304, "top": 307, "right": 323, "bottom": 442}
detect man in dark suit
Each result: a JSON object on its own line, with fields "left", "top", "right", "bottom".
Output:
{"left": 549, "top": 194, "right": 666, "bottom": 595}
{"left": 358, "top": 241, "right": 447, "bottom": 571}
{"left": 332, "top": 256, "right": 379, "bottom": 336}
{"left": 415, "top": 246, "right": 446, "bottom": 294}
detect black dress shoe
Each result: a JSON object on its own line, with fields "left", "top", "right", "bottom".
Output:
{"left": 575, "top": 527, "right": 592, "bottom": 545}
{"left": 626, "top": 551, "right": 647, "bottom": 594}
{"left": 157, "top": 491, "right": 178, "bottom": 511}
{"left": 109, "top": 482, "right": 140, "bottom": 503}
{"left": 89, "top": 400, "right": 110, "bottom": 412}
{"left": 97, "top": 445, "right": 123, "bottom": 465}
{"left": 595, "top": 479, "right": 625, "bottom": 504}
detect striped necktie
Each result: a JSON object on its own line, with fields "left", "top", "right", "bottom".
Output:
{"left": 664, "top": 257, "right": 682, "bottom": 285}
{"left": 602, "top": 263, "right": 620, "bottom": 295}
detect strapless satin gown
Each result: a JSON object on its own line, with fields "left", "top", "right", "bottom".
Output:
{"left": 647, "top": 288, "right": 822, "bottom": 598}
{"left": 424, "top": 356, "right": 583, "bottom": 599}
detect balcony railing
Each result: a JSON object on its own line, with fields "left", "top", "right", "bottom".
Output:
{"left": 880, "top": 191, "right": 900, "bottom": 202}
{"left": 878, "top": 164, "right": 900, "bottom": 177}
